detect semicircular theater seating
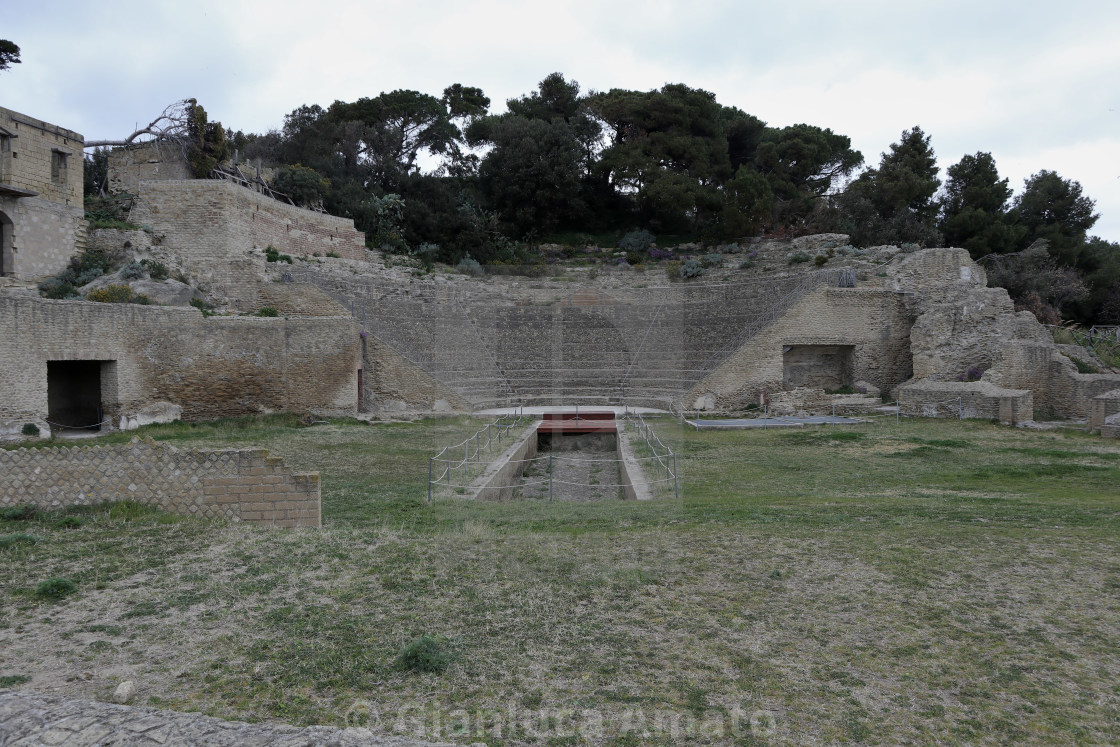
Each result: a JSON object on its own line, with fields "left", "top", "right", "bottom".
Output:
{"left": 293, "top": 269, "right": 831, "bottom": 410}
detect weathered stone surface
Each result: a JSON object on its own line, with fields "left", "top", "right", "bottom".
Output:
{"left": 0, "top": 437, "right": 321, "bottom": 528}
{"left": 120, "top": 401, "right": 182, "bottom": 431}
{"left": 0, "top": 689, "right": 458, "bottom": 746}
{"left": 1, "top": 106, "right": 85, "bottom": 281}
{"left": 130, "top": 278, "right": 195, "bottom": 306}
{"left": 0, "top": 295, "right": 360, "bottom": 431}
{"left": 112, "top": 680, "right": 136, "bottom": 704}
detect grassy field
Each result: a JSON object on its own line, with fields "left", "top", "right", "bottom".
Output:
{"left": 2, "top": 414, "right": 1119, "bottom": 744}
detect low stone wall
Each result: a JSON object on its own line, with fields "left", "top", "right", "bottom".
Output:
{"left": 0, "top": 438, "right": 320, "bottom": 527}
{"left": 1090, "top": 390, "right": 1120, "bottom": 431}
{"left": 898, "top": 380, "right": 1033, "bottom": 424}
{"left": 469, "top": 422, "right": 539, "bottom": 501}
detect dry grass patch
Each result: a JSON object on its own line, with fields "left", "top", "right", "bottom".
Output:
{"left": 1, "top": 415, "right": 1118, "bottom": 744}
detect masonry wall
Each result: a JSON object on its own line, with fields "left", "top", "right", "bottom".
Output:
{"left": 0, "top": 439, "right": 320, "bottom": 527}
{"left": 132, "top": 179, "right": 365, "bottom": 262}
{"left": 0, "top": 195, "right": 84, "bottom": 279}
{"left": 0, "top": 106, "right": 83, "bottom": 205}
{"left": 0, "top": 296, "right": 360, "bottom": 435}
{"left": 689, "top": 286, "right": 914, "bottom": 408}
{"left": 106, "top": 141, "right": 192, "bottom": 195}
{"left": 898, "top": 380, "right": 1033, "bottom": 423}
{"left": 0, "top": 106, "right": 85, "bottom": 280}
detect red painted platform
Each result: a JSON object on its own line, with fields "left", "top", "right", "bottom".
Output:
{"left": 537, "top": 411, "right": 618, "bottom": 434}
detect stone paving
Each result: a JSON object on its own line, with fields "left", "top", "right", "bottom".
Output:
{"left": 0, "top": 690, "right": 460, "bottom": 746}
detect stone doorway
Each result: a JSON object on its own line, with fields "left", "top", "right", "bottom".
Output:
{"left": 47, "top": 360, "right": 116, "bottom": 432}
{"left": 0, "top": 209, "right": 12, "bottom": 277}
{"left": 783, "top": 344, "right": 855, "bottom": 390}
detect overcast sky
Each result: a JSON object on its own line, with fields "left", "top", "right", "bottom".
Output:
{"left": 5, "top": 0, "right": 1120, "bottom": 242}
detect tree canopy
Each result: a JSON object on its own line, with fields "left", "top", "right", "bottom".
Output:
{"left": 0, "top": 40, "right": 19, "bottom": 71}
{"left": 105, "top": 76, "right": 1115, "bottom": 322}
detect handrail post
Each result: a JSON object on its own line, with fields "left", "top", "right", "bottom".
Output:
{"left": 427, "top": 457, "right": 433, "bottom": 503}
{"left": 549, "top": 454, "right": 554, "bottom": 501}
{"left": 672, "top": 452, "right": 679, "bottom": 500}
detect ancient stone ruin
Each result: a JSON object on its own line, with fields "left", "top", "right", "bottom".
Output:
{"left": 2, "top": 104, "right": 1118, "bottom": 455}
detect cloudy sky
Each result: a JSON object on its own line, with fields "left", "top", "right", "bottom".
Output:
{"left": 5, "top": 0, "right": 1120, "bottom": 242}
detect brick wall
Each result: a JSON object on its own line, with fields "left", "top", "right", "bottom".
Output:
{"left": 132, "top": 179, "right": 365, "bottom": 261}
{"left": 0, "top": 438, "right": 320, "bottom": 528}
{"left": 106, "top": 141, "right": 192, "bottom": 195}
{"left": 898, "top": 379, "right": 1034, "bottom": 423}
{"left": 689, "top": 286, "right": 914, "bottom": 408}
{"left": 0, "top": 296, "right": 360, "bottom": 435}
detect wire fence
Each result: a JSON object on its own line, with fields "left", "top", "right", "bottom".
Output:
{"left": 427, "top": 416, "right": 526, "bottom": 502}
{"left": 426, "top": 411, "right": 681, "bottom": 502}
{"left": 622, "top": 411, "right": 680, "bottom": 500}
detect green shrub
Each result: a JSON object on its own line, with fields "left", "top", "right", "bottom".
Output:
{"left": 264, "top": 246, "right": 293, "bottom": 264}
{"left": 85, "top": 209, "right": 140, "bottom": 231}
{"left": 456, "top": 256, "right": 484, "bottom": 277}
{"left": 20, "top": 423, "right": 39, "bottom": 437}
{"left": 1, "top": 504, "right": 37, "bottom": 521}
{"left": 625, "top": 251, "right": 642, "bottom": 266}
{"left": 0, "top": 675, "right": 31, "bottom": 687}
{"left": 35, "top": 577, "right": 77, "bottom": 600}
{"left": 702, "top": 252, "right": 723, "bottom": 268}
{"left": 141, "top": 259, "right": 169, "bottom": 281}
{"left": 119, "top": 261, "right": 145, "bottom": 280}
{"left": 1068, "top": 356, "right": 1100, "bottom": 374}
{"left": 789, "top": 251, "right": 811, "bottom": 264}
{"left": 395, "top": 634, "right": 451, "bottom": 673}
{"left": 255, "top": 307, "right": 280, "bottom": 317}
{"left": 0, "top": 532, "right": 39, "bottom": 549}
{"left": 814, "top": 254, "right": 829, "bottom": 267}
{"left": 54, "top": 516, "right": 84, "bottom": 529}
{"left": 680, "top": 259, "right": 704, "bottom": 279}
{"left": 190, "top": 297, "right": 216, "bottom": 317}
{"left": 618, "top": 229, "right": 655, "bottom": 254}
{"left": 86, "top": 284, "right": 135, "bottom": 303}
{"left": 38, "top": 278, "right": 79, "bottom": 299}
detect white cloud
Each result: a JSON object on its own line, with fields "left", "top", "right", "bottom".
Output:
{"left": 4, "top": 0, "right": 1119, "bottom": 240}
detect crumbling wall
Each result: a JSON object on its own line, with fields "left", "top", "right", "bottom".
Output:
{"left": 0, "top": 296, "right": 360, "bottom": 434}
{"left": 126, "top": 180, "right": 366, "bottom": 309}
{"left": 0, "top": 438, "right": 320, "bottom": 528}
{"left": 106, "top": 141, "right": 191, "bottom": 195}
{"left": 890, "top": 248, "right": 1120, "bottom": 419}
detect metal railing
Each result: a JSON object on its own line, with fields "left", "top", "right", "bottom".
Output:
{"left": 427, "top": 416, "right": 524, "bottom": 502}
{"left": 623, "top": 411, "right": 680, "bottom": 500}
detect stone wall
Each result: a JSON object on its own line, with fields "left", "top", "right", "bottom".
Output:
{"left": 363, "top": 334, "right": 469, "bottom": 414}
{"left": 0, "top": 296, "right": 360, "bottom": 436}
{"left": 124, "top": 180, "right": 366, "bottom": 310}
{"left": 0, "top": 195, "right": 84, "bottom": 279}
{"left": 0, "top": 438, "right": 320, "bottom": 527}
{"left": 106, "top": 141, "right": 192, "bottom": 194}
{"left": 1090, "top": 390, "right": 1120, "bottom": 431}
{"left": 688, "top": 286, "right": 914, "bottom": 409}
{"left": 0, "top": 106, "right": 83, "bottom": 205}
{"left": 0, "top": 106, "right": 85, "bottom": 280}
{"left": 898, "top": 379, "right": 1034, "bottom": 423}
